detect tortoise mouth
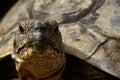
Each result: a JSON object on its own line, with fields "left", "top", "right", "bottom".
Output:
{"left": 14, "top": 40, "right": 62, "bottom": 60}
{"left": 17, "top": 40, "right": 60, "bottom": 55}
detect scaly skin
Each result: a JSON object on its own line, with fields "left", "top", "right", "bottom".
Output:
{"left": 12, "top": 19, "right": 66, "bottom": 80}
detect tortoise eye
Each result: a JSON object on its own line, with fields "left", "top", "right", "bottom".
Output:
{"left": 54, "top": 27, "right": 58, "bottom": 33}
{"left": 19, "top": 25, "right": 24, "bottom": 33}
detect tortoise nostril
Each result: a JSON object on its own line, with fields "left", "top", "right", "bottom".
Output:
{"left": 34, "top": 21, "right": 47, "bottom": 32}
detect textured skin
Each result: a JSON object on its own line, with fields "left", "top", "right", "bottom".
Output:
{"left": 12, "top": 19, "right": 66, "bottom": 80}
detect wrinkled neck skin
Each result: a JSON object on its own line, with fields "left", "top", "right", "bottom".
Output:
{"left": 12, "top": 42, "right": 66, "bottom": 80}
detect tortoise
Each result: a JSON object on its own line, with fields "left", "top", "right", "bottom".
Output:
{"left": 0, "top": 0, "right": 120, "bottom": 80}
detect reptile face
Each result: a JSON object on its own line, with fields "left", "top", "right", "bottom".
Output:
{"left": 12, "top": 19, "right": 66, "bottom": 80}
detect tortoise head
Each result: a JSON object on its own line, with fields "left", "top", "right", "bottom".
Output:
{"left": 12, "top": 19, "right": 66, "bottom": 79}
{"left": 14, "top": 19, "right": 63, "bottom": 54}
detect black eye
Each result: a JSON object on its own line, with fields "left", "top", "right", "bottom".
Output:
{"left": 54, "top": 27, "right": 59, "bottom": 35}
{"left": 19, "top": 25, "right": 24, "bottom": 33}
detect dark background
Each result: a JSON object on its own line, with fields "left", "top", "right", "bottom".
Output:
{"left": 0, "top": 0, "right": 18, "bottom": 20}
